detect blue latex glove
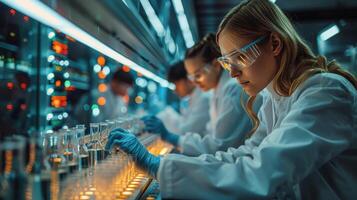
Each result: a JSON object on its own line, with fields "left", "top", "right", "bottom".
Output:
{"left": 141, "top": 115, "right": 179, "bottom": 146}
{"left": 105, "top": 128, "right": 160, "bottom": 177}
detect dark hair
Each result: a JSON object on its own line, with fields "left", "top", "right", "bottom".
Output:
{"left": 167, "top": 61, "right": 187, "bottom": 82}
{"left": 185, "top": 33, "right": 221, "bottom": 63}
{"left": 111, "top": 68, "right": 134, "bottom": 85}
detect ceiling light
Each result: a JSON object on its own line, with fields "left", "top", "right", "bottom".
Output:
{"left": 319, "top": 24, "right": 340, "bottom": 41}
{"left": 172, "top": 0, "right": 194, "bottom": 48}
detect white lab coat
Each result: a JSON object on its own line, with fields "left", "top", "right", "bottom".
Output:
{"left": 158, "top": 73, "right": 357, "bottom": 199}
{"left": 72, "top": 89, "right": 128, "bottom": 124}
{"left": 157, "top": 88, "right": 211, "bottom": 135}
{"left": 178, "top": 71, "right": 260, "bottom": 156}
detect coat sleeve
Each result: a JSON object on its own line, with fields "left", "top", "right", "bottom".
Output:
{"left": 178, "top": 82, "right": 255, "bottom": 156}
{"left": 179, "top": 91, "right": 211, "bottom": 135}
{"left": 158, "top": 75, "right": 356, "bottom": 199}
{"left": 157, "top": 106, "right": 183, "bottom": 134}
{"left": 214, "top": 95, "right": 269, "bottom": 162}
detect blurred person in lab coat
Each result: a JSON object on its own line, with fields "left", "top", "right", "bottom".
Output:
{"left": 142, "top": 33, "right": 262, "bottom": 156}
{"left": 156, "top": 61, "right": 211, "bottom": 135}
{"left": 106, "top": 0, "right": 357, "bottom": 199}
{"left": 71, "top": 68, "right": 134, "bottom": 124}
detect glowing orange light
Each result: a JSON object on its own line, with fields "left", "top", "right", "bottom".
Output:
{"left": 97, "top": 56, "right": 106, "bottom": 66}
{"left": 98, "top": 83, "right": 107, "bottom": 92}
{"left": 55, "top": 80, "right": 62, "bottom": 87}
{"left": 7, "top": 82, "right": 14, "bottom": 90}
{"left": 6, "top": 104, "right": 13, "bottom": 111}
{"left": 65, "top": 86, "right": 76, "bottom": 91}
{"left": 20, "top": 104, "right": 27, "bottom": 110}
{"left": 123, "top": 95, "right": 130, "bottom": 104}
{"left": 53, "top": 44, "right": 62, "bottom": 54}
{"left": 135, "top": 96, "right": 143, "bottom": 104}
{"left": 20, "top": 83, "right": 27, "bottom": 90}
{"left": 52, "top": 41, "right": 68, "bottom": 55}
{"left": 122, "top": 66, "right": 130, "bottom": 72}
{"left": 23, "top": 16, "right": 29, "bottom": 22}
{"left": 97, "top": 97, "right": 106, "bottom": 106}
{"left": 55, "top": 66, "right": 62, "bottom": 71}
{"left": 53, "top": 99, "right": 60, "bottom": 107}
{"left": 9, "top": 9, "right": 16, "bottom": 16}
{"left": 51, "top": 96, "right": 67, "bottom": 108}
{"left": 98, "top": 71, "right": 106, "bottom": 79}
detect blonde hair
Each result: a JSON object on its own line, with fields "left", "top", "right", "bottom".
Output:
{"left": 217, "top": 0, "right": 357, "bottom": 137}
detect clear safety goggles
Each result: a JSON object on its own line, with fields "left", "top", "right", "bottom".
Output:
{"left": 217, "top": 35, "right": 267, "bottom": 72}
{"left": 187, "top": 63, "right": 211, "bottom": 82}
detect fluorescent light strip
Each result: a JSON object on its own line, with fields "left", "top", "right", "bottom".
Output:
{"left": 122, "top": 0, "right": 128, "bottom": 7}
{"left": 1, "top": 0, "right": 174, "bottom": 89}
{"left": 140, "top": 0, "right": 176, "bottom": 54}
{"left": 172, "top": 0, "right": 194, "bottom": 48}
{"left": 319, "top": 24, "right": 340, "bottom": 41}
{"left": 164, "top": 29, "right": 176, "bottom": 54}
{"left": 140, "top": 0, "right": 165, "bottom": 37}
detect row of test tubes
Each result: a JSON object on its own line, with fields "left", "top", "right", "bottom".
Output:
{"left": 0, "top": 117, "right": 172, "bottom": 200}
{"left": 41, "top": 117, "right": 169, "bottom": 200}
{"left": 60, "top": 135, "right": 173, "bottom": 200}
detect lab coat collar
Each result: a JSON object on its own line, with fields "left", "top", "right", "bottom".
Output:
{"left": 190, "top": 87, "right": 200, "bottom": 99}
{"left": 266, "top": 80, "right": 282, "bottom": 100}
{"left": 215, "top": 71, "right": 231, "bottom": 95}
{"left": 187, "top": 87, "right": 203, "bottom": 106}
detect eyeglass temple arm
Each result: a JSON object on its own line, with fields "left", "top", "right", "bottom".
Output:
{"left": 241, "top": 35, "right": 267, "bottom": 52}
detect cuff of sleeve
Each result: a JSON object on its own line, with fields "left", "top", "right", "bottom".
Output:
{"left": 164, "top": 133, "right": 180, "bottom": 146}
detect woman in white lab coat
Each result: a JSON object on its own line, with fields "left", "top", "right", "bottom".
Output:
{"left": 143, "top": 34, "right": 261, "bottom": 156}
{"left": 106, "top": 0, "right": 357, "bottom": 199}
{"left": 156, "top": 61, "right": 212, "bottom": 136}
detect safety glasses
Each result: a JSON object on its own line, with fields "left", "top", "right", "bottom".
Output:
{"left": 187, "top": 63, "right": 211, "bottom": 82}
{"left": 217, "top": 35, "right": 267, "bottom": 72}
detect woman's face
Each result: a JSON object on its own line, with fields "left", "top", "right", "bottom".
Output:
{"left": 184, "top": 56, "right": 221, "bottom": 91}
{"left": 217, "top": 30, "right": 280, "bottom": 96}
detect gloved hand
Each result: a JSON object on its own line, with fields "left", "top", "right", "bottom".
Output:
{"left": 141, "top": 115, "right": 179, "bottom": 146}
{"left": 105, "top": 128, "right": 160, "bottom": 177}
